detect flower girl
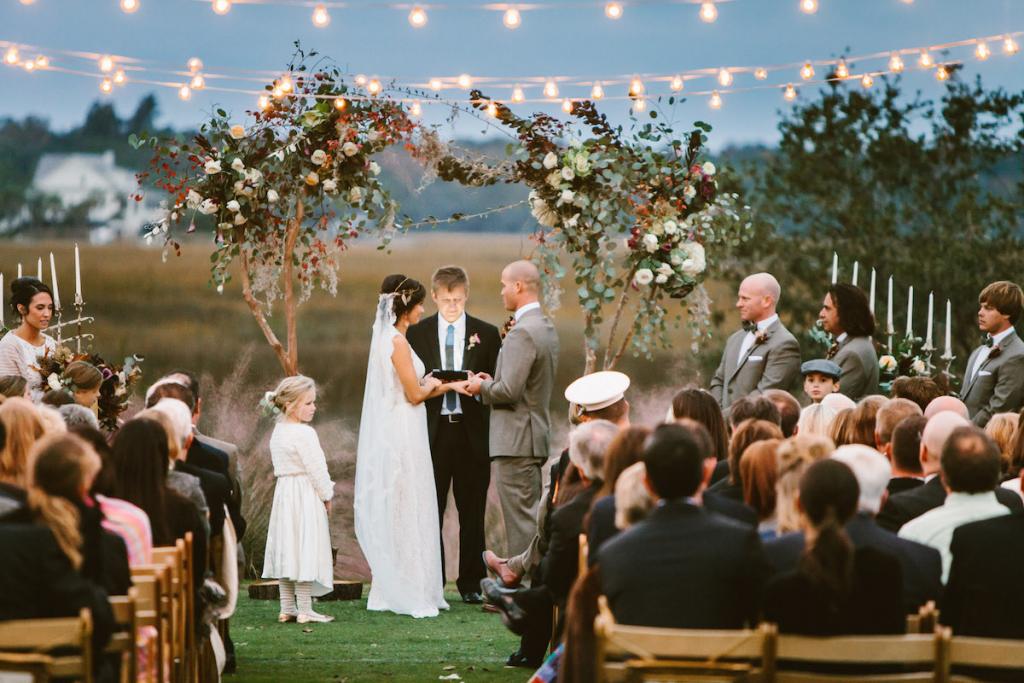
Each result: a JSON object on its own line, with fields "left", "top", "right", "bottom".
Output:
{"left": 261, "top": 375, "right": 336, "bottom": 624}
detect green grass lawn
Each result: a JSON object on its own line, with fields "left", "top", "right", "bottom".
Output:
{"left": 230, "top": 585, "right": 530, "bottom": 683}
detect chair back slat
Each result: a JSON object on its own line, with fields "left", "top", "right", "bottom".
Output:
{"left": 775, "top": 633, "right": 938, "bottom": 663}
{"left": 0, "top": 608, "right": 93, "bottom": 683}
{"left": 949, "top": 635, "right": 1024, "bottom": 669}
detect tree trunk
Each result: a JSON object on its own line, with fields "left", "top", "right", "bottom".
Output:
{"left": 239, "top": 249, "right": 296, "bottom": 375}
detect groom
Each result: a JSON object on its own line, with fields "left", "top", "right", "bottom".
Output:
{"left": 462, "top": 260, "right": 558, "bottom": 559}
{"left": 407, "top": 266, "right": 501, "bottom": 603}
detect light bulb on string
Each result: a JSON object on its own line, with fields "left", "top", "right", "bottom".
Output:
{"left": 670, "top": 75, "right": 684, "bottom": 91}
{"left": 629, "top": 77, "right": 644, "bottom": 96}
{"left": 212, "top": 0, "right": 231, "bottom": 15}
{"left": 100, "top": 78, "right": 113, "bottom": 94}
{"left": 429, "top": 78, "right": 442, "bottom": 91}
{"left": 34, "top": 55, "right": 48, "bottom": 68}
{"left": 709, "top": 91, "right": 722, "bottom": 109}
{"left": 19, "top": 0, "right": 36, "bottom": 4}
{"left": 487, "top": 102, "right": 499, "bottom": 117}
{"left": 1004, "top": 36, "right": 1020, "bottom": 55}
{"left": 543, "top": 79, "right": 558, "bottom": 98}
{"left": 918, "top": 50, "right": 933, "bottom": 68}
{"left": 633, "top": 97, "right": 646, "bottom": 112}
{"left": 410, "top": 101, "right": 422, "bottom": 117}
{"left": 699, "top": 2, "right": 717, "bottom": 23}
{"left": 861, "top": 73, "right": 874, "bottom": 88}
{"left": 367, "top": 78, "right": 382, "bottom": 95}
{"left": 258, "top": 95, "right": 271, "bottom": 110}
{"left": 800, "top": 0, "right": 817, "bottom": 14}
{"left": 562, "top": 98, "right": 574, "bottom": 114}
{"left": 975, "top": 42, "right": 991, "bottom": 60}
{"left": 120, "top": 0, "right": 139, "bottom": 13}
{"left": 503, "top": 8, "right": 521, "bottom": 29}
{"left": 591, "top": 82, "right": 605, "bottom": 99}
{"left": 4, "top": 48, "right": 19, "bottom": 65}
{"left": 511, "top": 86, "right": 525, "bottom": 103}
{"left": 312, "top": 4, "right": 330, "bottom": 27}
{"left": 457, "top": 73, "right": 472, "bottom": 89}
{"left": 22, "top": 60, "right": 34, "bottom": 72}
{"left": 835, "top": 59, "right": 849, "bottom": 79}
{"left": 355, "top": 74, "right": 367, "bottom": 86}
{"left": 935, "top": 65, "right": 949, "bottom": 81}
{"left": 783, "top": 83, "right": 797, "bottom": 101}
{"left": 187, "top": 57, "right": 203, "bottom": 73}
{"left": 800, "top": 61, "right": 814, "bottom": 80}
{"left": 888, "top": 52, "right": 904, "bottom": 72}
{"left": 114, "top": 69, "right": 126, "bottom": 85}
{"left": 271, "top": 86, "right": 284, "bottom": 99}
{"left": 333, "top": 97, "right": 347, "bottom": 110}
{"left": 604, "top": 2, "right": 622, "bottom": 19}
{"left": 754, "top": 67, "right": 768, "bottom": 80}
{"left": 190, "top": 74, "right": 205, "bottom": 89}
{"left": 178, "top": 84, "right": 192, "bottom": 101}
{"left": 99, "top": 55, "right": 115, "bottom": 73}
{"left": 408, "top": 5, "right": 428, "bottom": 27}
{"left": 717, "top": 68, "right": 732, "bottom": 86}
{"left": 279, "top": 75, "right": 293, "bottom": 92}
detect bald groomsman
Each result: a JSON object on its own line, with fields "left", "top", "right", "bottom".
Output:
{"left": 961, "top": 281, "right": 1024, "bottom": 427}
{"left": 710, "top": 273, "right": 802, "bottom": 413}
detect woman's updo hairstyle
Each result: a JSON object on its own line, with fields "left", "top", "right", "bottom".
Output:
{"left": 10, "top": 277, "right": 53, "bottom": 318}
{"left": 64, "top": 361, "right": 104, "bottom": 392}
{"left": 380, "top": 274, "right": 426, "bottom": 321}
{"left": 264, "top": 375, "right": 316, "bottom": 418}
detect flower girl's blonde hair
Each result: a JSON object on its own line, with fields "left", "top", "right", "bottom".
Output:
{"left": 263, "top": 375, "right": 316, "bottom": 418}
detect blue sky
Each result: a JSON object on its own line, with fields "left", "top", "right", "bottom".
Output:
{"left": 1, "top": 0, "right": 1022, "bottom": 149}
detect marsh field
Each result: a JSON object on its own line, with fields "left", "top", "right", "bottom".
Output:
{"left": 0, "top": 235, "right": 735, "bottom": 578}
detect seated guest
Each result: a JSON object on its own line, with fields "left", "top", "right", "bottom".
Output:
{"left": 63, "top": 360, "right": 103, "bottom": 411}
{"left": 708, "top": 418, "right": 783, "bottom": 501}
{"left": 900, "top": 426, "right": 1011, "bottom": 582}
{"left": 598, "top": 423, "right": 767, "bottom": 628}
{"left": 822, "top": 391, "right": 857, "bottom": 412}
{"left": 0, "top": 397, "right": 44, "bottom": 493}
{"left": 585, "top": 426, "right": 650, "bottom": 558}
{"left": 843, "top": 396, "right": 887, "bottom": 447}
{"left": 764, "top": 458, "right": 904, "bottom": 634}
{"left": 875, "top": 398, "right": 923, "bottom": 472}
{"left": 984, "top": 412, "right": 1018, "bottom": 475}
{"left": 775, "top": 434, "right": 834, "bottom": 534}
{"left": 893, "top": 376, "right": 944, "bottom": 413}
{"left": 879, "top": 412, "right": 1022, "bottom": 532}
{"left": 59, "top": 403, "right": 101, "bottom": 431}
{"left": 763, "top": 389, "right": 801, "bottom": 438}
{"left": 801, "top": 359, "right": 842, "bottom": 404}
{"left": 727, "top": 395, "right": 780, "bottom": 432}
{"left": 887, "top": 416, "right": 928, "bottom": 495}
{"left": 797, "top": 403, "right": 838, "bottom": 438}
{"left": 1000, "top": 420, "right": 1024, "bottom": 501}
{"left": 740, "top": 439, "right": 782, "bottom": 539}
{"left": 41, "top": 389, "right": 75, "bottom": 408}
{"left": 925, "top": 395, "right": 970, "bottom": 420}
{"left": 0, "top": 374, "right": 29, "bottom": 399}
{"left": 829, "top": 408, "right": 856, "bottom": 446}
{"left": 612, "top": 462, "right": 653, "bottom": 530}
{"left": 669, "top": 387, "right": 729, "bottom": 462}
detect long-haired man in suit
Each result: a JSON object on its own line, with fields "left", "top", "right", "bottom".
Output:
{"left": 407, "top": 266, "right": 501, "bottom": 604}
{"left": 819, "top": 283, "right": 880, "bottom": 401}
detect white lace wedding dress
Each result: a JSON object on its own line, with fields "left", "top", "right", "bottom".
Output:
{"left": 353, "top": 294, "right": 449, "bottom": 618}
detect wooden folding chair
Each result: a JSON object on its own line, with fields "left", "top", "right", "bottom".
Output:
{"left": 152, "top": 543, "right": 186, "bottom": 682}
{"left": 578, "top": 533, "right": 589, "bottom": 575}
{"left": 0, "top": 607, "right": 94, "bottom": 683}
{"left": 133, "top": 563, "right": 172, "bottom": 683}
{"left": 948, "top": 628, "right": 1024, "bottom": 681}
{"left": 108, "top": 589, "right": 139, "bottom": 683}
{"left": 179, "top": 532, "right": 196, "bottom": 683}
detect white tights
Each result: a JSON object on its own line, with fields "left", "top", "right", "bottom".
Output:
{"left": 279, "top": 580, "right": 322, "bottom": 616}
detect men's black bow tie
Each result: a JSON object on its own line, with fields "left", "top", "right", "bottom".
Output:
{"left": 742, "top": 321, "right": 757, "bottom": 333}
{"left": 984, "top": 335, "right": 994, "bottom": 348}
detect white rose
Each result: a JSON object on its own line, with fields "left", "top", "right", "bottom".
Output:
{"left": 198, "top": 199, "right": 218, "bottom": 215}
{"left": 369, "top": 161, "right": 381, "bottom": 176}
{"left": 642, "top": 233, "right": 660, "bottom": 253}
{"left": 702, "top": 161, "right": 716, "bottom": 176}
{"left": 656, "top": 263, "right": 674, "bottom": 277}
{"left": 564, "top": 213, "right": 580, "bottom": 229}
{"left": 649, "top": 222, "right": 664, "bottom": 236}
{"left": 349, "top": 186, "right": 363, "bottom": 203}
{"left": 305, "top": 171, "right": 320, "bottom": 186}
{"left": 46, "top": 373, "right": 62, "bottom": 392}
{"left": 233, "top": 213, "right": 247, "bottom": 226}
{"left": 245, "top": 168, "right": 263, "bottom": 185}
{"left": 229, "top": 125, "right": 246, "bottom": 140}
{"left": 684, "top": 184, "right": 697, "bottom": 201}
{"left": 655, "top": 274, "right": 668, "bottom": 284}
{"left": 186, "top": 190, "right": 202, "bottom": 208}
{"left": 311, "top": 149, "right": 328, "bottom": 165}
{"left": 233, "top": 180, "right": 245, "bottom": 194}
{"left": 203, "top": 159, "right": 221, "bottom": 175}
{"left": 561, "top": 167, "right": 575, "bottom": 181}
{"left": 559, "top": 189, "right": 575, "bottom": 205}
{"left": 226, "top": 200, "right": 241, "bottom": 213}
{"left": 574, "top": 155, "right": 590, "bottom": 174}
{"left": 367, "top": 130, "right": 380, "bottom": 143}
{"left": 546, "top": 171, "right": 562, "bottom": 188}
{"left": 266, "top": 189, "right": 279, "bottom": 204}
{"left": 912, "top": 359, "right": 926, "bottom": 375}
{"left": 879, "top": 355, "right": 898, "bottom": 372}
{"left": 542, "top": 152, "right": 558, "bottom": 169}
{"left": 678, "top": 241, "right": 706, "bottom": 277}
{"left": 323, "top": 179, "right": 338, "bottom": 194}
{"left": 634, "top": 268, "right": 654, "bottom": 286}
{"left": 342, "top": 141, "right": 359, "bottom": 157}
{"left": 663, "top": 220, "right": 678, "bottom": 235}
{"left": 231, "top": 158, "right": 245, "bottom": 173}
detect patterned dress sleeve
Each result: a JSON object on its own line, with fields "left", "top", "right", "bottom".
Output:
{"left": 298, "top": 425, "right": 335, "bottom": 501}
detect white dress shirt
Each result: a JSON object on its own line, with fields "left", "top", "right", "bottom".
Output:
{"left": 898, "top": 490, "right": 1009, "bottom": 583}
{"left": 514, "top": 301, "right": 541, "bottom": 322}
{"left": 738, "top": 314, "right": 779, "bottom": 360}
{"left": 835, "top": 332, "right": 849, "bottom": 345}
{"left": 971, "top": 327, "right": 1015, "bottom": 381}
{"left": 438, "top": 313, "right": 466, "bottom": 415}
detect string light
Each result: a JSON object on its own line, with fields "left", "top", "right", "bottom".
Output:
{"left": 633, "top": 97, "right": 646, "bottom": 112}
{"left": 800, "top": 61, "right": 814, "bottom": 80}
{"left": 191, "top": 74, "right": 205, "bottom": 90}
{"left": 22, "top": 60, "right": 34, "bottom": 72}
{"left": 408, "top": 5, "right": 428, "bottom": 27}
{"left": 754, "top": 67, "right": 768, "bottom": 80}
{"left": 114, "top": 69, "right": 126, "bottom": 85}
{"left": 367, "top": 78, "right": 382, "bottom": 95}
{"left": 670, "top": 75, "right": 684, "bottom": 91}
{"left": 258, "top": 95, "right": 271, "bottom": 110}
{"left": 591, "top": 81, "right": 605, "bottom": 99}
{"left": 717, "top": 68, "right": 732, "bottom": 87}
{"left": 333, "top": 96, "right": 347, "bottom": 110}
{"left": 918, "top": 50, "right": 933, "bottom": 67}
{"left": 889, "top": 52, "right": 904, "bottom": 72}
{"left": 19, "top": 0, "right": 35, "bottom": 4}
{"left": 487, "top": 101, "right": 499, "bottom": 117}
{"left": 211, "top": 0, "right": 231, "bottom": 15}
{"left": 699, "top": 2, "right": 717, "bottom": 23}
{"left": 354, "top": 74, "right": 367, "bottom": 86}
{"left": 98, "top": 55, "right": 114, "bottom": 73}
{"left": 187, "top": 58, "right": 203, "bottom": 73}
{"left": 800, "top": 0, "right": 818, "bottom": 14}
{"left": 1004, "top": 36, "right": 1020, "bottom": 55}
{"left": 629, "top": 77, "right": 644, "bottom": 96}
{"left": 457, "top": 73, "right": 472, "bottom": 88}
{"left": 312, "top": 4, "right": 330, "bottom": 27}
{"left": 178, "top": 84, "right": 192, "bottom": 100}
{"left": 543, "top": 79, "right": 558, "bottom": 98}
{"left": 271, "top": 86, "right": 284, "bottom": 99}
{"left": 708, "top": 91, "right": 722, "bottom": 109}
{"left": 783, "top": 83, "right": 797, "bottom": 100}
{"left": 429, "top": 78, "right": 442, "bottom": 91}
{"left": 4, "top": 48, "right": 19, "bottom": 65}
{"left": 975, "top": 42, "right": 991, "bottom": 60}
{"left": 861, "top": 73, "right": 874, "bottom": 88}
{"left": 34, "top": 55, "right": 48, "bottom": 68}
{"left": 410, "top": 100, "right": 422, "bottom": 116}
{"left": 511, "top": 85, "right": 525, "bottom": 102}
{"left": 120, "top": 0, "right": 140, "bottom": 13}
{"left": 835, "top": 58, "right": 849, "bottom": 79}
{"left": 503, "top": 8, "right": 521, "bottom": 29}
{"left": 279, "top": 75, "right": 293, "bottom": 92}
{"left": 100, "top": 78, "right": 113, "bottom": 94}
{"left": 935, "top": 65, "right": 949, "bottom": 81}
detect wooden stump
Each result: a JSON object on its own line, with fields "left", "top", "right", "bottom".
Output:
{"left": 248, "top": 580, "right": 363, "bottom": 601}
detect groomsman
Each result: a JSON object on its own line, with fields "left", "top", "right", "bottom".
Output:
{"left": 960, "top": 281, "right": 1024, "bottom": 427}
{"left": 819, "top": 283, "right": 880, "bottom": 401}
{"left": 407, "top": 266, "right": 501, "bottom": 604}
{"left": 709, "top": 273, "right": 801, "bottom": 413}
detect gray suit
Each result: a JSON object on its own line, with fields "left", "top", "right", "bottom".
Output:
{"left": 479, "top": 307, "right": 558, "bottom": 557}
{"left": 709, "top": 318, "right": 801, "bottom": 412}
{"left": 961, "top": 331, "right": 1024, "bottom": 427}
{"left": 832, "top": 335, "right": 880, "bottom": 401}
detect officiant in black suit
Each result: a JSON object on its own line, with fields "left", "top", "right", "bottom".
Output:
{"left": 407, "top": 266, "right": 501, "bottom": 603}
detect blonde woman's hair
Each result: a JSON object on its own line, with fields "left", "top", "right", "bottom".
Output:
{"left": 267, "top": 375, "right": 316, "bottom": 418}
{"left": 613, "top": 462, "right": 654, "bottom": 530}
{"left": 36, "top": 405, "right": 67, "bottom": 437}
{"left": 985, "top": 412, "right": 1020, "bottom": 473}
{"left": 775, "top": 434, "right": 835, "bottom": 533}
{"left": 798, "top": 403, "right": 838, "bottom": 438}
{"left": 145, "top": 399, "right": 192, "bottom": 449}
{"left": 0, "top": 397, "right": 45, "bottom": 486}
{"left": 134, "top": 408, "right": 182, "bottom": 462}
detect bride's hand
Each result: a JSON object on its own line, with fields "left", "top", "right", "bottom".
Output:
{"left": 422, "top": 375, "right": 443, "bottom": 392}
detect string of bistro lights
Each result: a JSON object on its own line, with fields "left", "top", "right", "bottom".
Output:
{"left": 1, "top": 29, "right": 1020, "bottom": 114}
{"left": 16, "top": 0, "right": 921, "bottom": 27}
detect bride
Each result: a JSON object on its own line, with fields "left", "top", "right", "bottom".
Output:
{"left": 354, "top": 274, "right": 466, "bottom": 618}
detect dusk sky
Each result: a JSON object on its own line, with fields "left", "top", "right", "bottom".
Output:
{"left": 1, "top": 0, "right": 1022, "bottom": 149}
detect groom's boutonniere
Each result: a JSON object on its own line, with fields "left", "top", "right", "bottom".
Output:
{"left": 754, "top": 329, "right": 771, "bottom": 346}
{"left": 989, "top": 345, "right": 1003, "bottom": 360}
{"left": 467, "top": 333, "right": 481, "bottom": 350}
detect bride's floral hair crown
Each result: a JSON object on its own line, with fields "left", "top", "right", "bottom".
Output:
{"left": 261, "top": 375, "right": 316, "bottom": 418}
{"left": 380, "top": 274, "right": 426, "bottom": 320}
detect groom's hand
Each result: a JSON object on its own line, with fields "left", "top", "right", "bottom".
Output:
{"left": 459, "top": 374, "right": 484, "bottom": 396}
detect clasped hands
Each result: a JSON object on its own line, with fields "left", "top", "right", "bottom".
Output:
{"left": 421, "top": 371, "right": 491, "bottom": 396}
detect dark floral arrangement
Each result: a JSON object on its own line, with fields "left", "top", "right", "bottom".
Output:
{"left": 36, "top": 347, "right": 144, "bottom": 431}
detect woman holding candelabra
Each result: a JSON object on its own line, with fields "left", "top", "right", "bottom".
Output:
{"left": 0, "top": 277, "right": 58, "bottom": 402}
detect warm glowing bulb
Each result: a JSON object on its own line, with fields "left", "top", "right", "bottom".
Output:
{"left": 503, "top": 8, "right": 521, "bottom": 29}
{"left": 34, "top": 55, "right": 48, "bottom": 68}
{"left": 861, "top": 73, "right": 874, "bottom": 88}
{"left": 258, "top": 95, "right": 271, "bottom": 110}
{"left": 190, "top": 74, "right": 205, "bottom": 89}
{"left": 591, "top": 82, "right": 605, "bottom": 99}
{"left": 935, "top": 65, "right": 949, "bottom": 81}
{"left": 408, "top": 6, "right": 428, "bottom": 27}
{"left": 709, "top": 91, "right": 722, "bottom": 109}
{"left": 800, "top": 0, "right": 817, "bottom": 13}
{"left": 120, "top": 0, "right": 139, "bottom": 13}
{"left": 1004, "top": 36, "right": 1020, "bottom": 55}
{"left": 279, "top": 75, "right": 293, "bottom": 92}
{"left": 670, "top": 75, "right": 684, "bottom": 91}
{"left": 368, "top": 78, "right": 382, "bottom": 95}
{"left": 605, "top": 2, "right": 622, "bottom": 19}
{"left": 511, "top": 86, "right": 525, "bottom": 103}
{"left": 271, "top": 86, "right": 284, "bottom": 99}
{"left": 717, "top": 68, "right": 732, "bottom": 87}
{"left": 783, "top": 83, "right": 797, "bottom": 101}
{"left": 212, "top": 0, "right": 231, "bottom": 15}
{"left": 633, "top": 97, "right": 646, "bottom": 112}
{"left": 333, "top": 97, "right": 347, "bottom": 110}
{"left": 699, "top": 2, "right": 717, "bottom": 22}
{"left": 355, "top": 74, "right": 367, "bottom": 86}
{"left": 800, "top": 61, "right": 814, "bottom": 80}
{"left": 429, "top": 78, "right": 443, "bottom": 91}
{"left": 543, "top": 79, "right": 558, "bottom": 98}
{"left": 487, "top": 102, "right": 499, "bottom": 117}
{"left": 187, "top": 57, "right": 203, "bottom": 73}
{"left": 114, "top": 69, "right": 126, "bottom": 84}
{"left": 975, "top": 42, "right": 991, "bottom": 60}
{"left": 99, "top": 55, "right": 114, "bottom": 73}
{"left": 22, "top": 60, "right": 34, "bottom": 72}
{"left": 835, "top": 59, "right": 849, "bottom": 79}
{"left": 312, "top": 4, "right": 330, "bottom": 27}
{"left": 19, "top": 0, "right": 35, "bottom": 4}
{"left": 457, "top": 73, "right": 472, "bottom": 88}
{"left": 4, "top": 48, "right": 19, "bottom": 65}
{"left": 629, "top": 77, "right": 644, "bottom": 96}
{"left": 100, "top": 78, "right": 113, "bottom": 94}
{"left": 179, "top": 85, "right": 192, "bottom": 100}
{"left": 754, "top": 67, "right": 768, "bottom": 80}
{"left": 410, "top": 100, "right": 422, "bottom": 116}
{"left": 561, "top": 98, "right": 573, "bottom": 113}
{"left": 918, "top": 50, "right": 933, "bottom": 68}
{"left": 889, "top": 52, "right": 904, "bottom": 72}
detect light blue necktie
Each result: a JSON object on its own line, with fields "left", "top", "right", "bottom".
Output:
{"left": 445, "top": 324, "right": 457, "bottom": 411}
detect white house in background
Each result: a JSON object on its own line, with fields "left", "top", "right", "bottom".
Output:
{"left": 30, "top": 150, "right": 162, "bottom": 243}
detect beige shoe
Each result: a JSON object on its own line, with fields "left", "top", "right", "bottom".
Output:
{"left": 297, "top": 611, "right": 334, "bottom": 624}
{"left": 278, "top": 612, "right": 297, "bottom": 623}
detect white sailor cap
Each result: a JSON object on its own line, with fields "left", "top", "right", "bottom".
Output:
{"left": 564, "top": 371, "right": 631, "bottom": 412}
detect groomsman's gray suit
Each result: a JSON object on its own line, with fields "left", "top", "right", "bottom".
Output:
{"left": 832, "top": 335, "right": 880, "bottom": 401}
{"left": 961, "top": 330, "right": 1024, "bottom": 427}
{"left": 709, "top": 318, "right": 801, "bottom": 412}
{"left": 479, "top": 307, "right": 559, "bottom": 557}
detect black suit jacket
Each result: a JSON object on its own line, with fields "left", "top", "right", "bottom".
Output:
{"left": 598, "top": 500, "right": 767, "bottom": 628}
{"left": 876, "top": 475, "right": 1022, "bottom": 532}
{"left": 943, "top": 512, "right": 1024, "bottom": 638}
{"left": 886, "top": 477, "right": 924, "bottom": 496}
{"left": 184, "top": 440, "right": 246, "bottom": 539}
{"left": 407, "top": 313, "right": 501, "bottom": 461}
{"left": 763, "top": 514, "right": 942, "bottom": 614}
{"left": 540, "top": 485, "right": 598, "bottom": 604}
{"left": 175, "top": 459, "right": 230, "bottom": 538}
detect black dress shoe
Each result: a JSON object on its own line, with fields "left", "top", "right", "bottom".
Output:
{"left": 481, "top": 579, "right": 528, "bottom": 635}
{"left": 505, "top": 650, "right": 541, "bottom": 669}
{"left": 461, "top": 591, "right": 484, "bottom": 604}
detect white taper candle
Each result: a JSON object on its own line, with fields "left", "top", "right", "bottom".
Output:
{"left": 906, "top": 286, "right": 914, "bottom": 338}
